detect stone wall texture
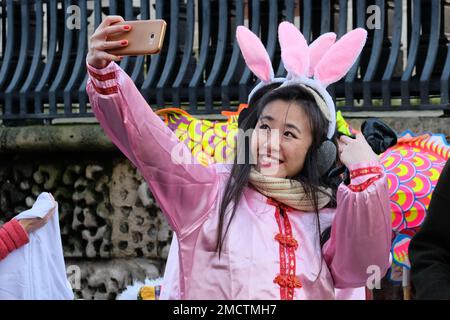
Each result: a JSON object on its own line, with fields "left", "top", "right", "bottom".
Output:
{"left": 0, "top": 152, "right": 172, "bottom": 300}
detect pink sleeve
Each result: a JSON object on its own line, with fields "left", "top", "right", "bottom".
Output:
{"left": 160, "top": 235, "right": 181, "bottom": 300}
{"left": 323, "top": 160, "right": 391, "bottom": 288}
{"left": 86, "top": 61, "right": 219, "bottom": 237}
{"left": 0, "top": 219, "right": 29, "bottom": 261}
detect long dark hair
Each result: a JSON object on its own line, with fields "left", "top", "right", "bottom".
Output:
{"left": 216, "top": 85, "right": 338, "bottom": 259}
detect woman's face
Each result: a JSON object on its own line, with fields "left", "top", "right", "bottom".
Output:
{"left": 251, "top": 99, "right": 313, "bottom": 178}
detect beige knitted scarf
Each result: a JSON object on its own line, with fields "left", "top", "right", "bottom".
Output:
{"left": 249, "top": 167, "right": 332, "bottom": 212}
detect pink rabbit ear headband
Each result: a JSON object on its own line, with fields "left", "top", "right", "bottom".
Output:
{"left": 236, "top": 22, "right": 368, "bottom": 140}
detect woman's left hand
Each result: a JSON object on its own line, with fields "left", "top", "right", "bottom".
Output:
{"left": 338, "top": 133, "right": 379, "bottom": 167}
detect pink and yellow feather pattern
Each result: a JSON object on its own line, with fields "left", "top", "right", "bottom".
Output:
{"left": 156, "top": 107, "right": 241, "bottom": 166}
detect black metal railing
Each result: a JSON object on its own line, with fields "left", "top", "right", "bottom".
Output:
{"left": 0, "top": 0, "right": 449, "bottom": 124}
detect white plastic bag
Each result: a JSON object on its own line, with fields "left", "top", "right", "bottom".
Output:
{"left": 0, "top": 192, "right": 74, "bottom": 300}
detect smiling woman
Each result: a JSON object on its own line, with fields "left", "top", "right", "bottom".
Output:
{"left": 250, "top": 86, "right": 327, "bottom": 179}
{"left": 217, "top": 84, "right": 335, "bottom": 259}
{"left": 87, "top": 16, "right": 391, "bottom": 299}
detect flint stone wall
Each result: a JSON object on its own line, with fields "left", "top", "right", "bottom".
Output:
{"left": 0, "top": 150, "right": 171, "bottom": 300}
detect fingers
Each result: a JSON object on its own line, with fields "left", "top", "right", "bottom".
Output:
{"left": 337, "top": 140, "right": 346, "bottom": 153}
{"left": 96, "top": 51, "right": 123, "bottom": 62}
{"left": 48, "top": 193, "right": 55, "bottom": 207}
{"left": 88, "top": 16, "right": 129, "bottom": 68}
{"left": 97, "top": 39, "right": 128, "bottom": 51}
{"left": 88, "top": 39, "right": 124, "bottom": 67}
{"left": 43, "top": 206, "right": 56, "bottom": 222}
{"left": 98, "top": 15, "right": 125, "bottom": 29}
{"left": 97, "top": 24, "right": 131, "bottom": 39}
{"left": 339, "top": 134, "right": 354, "bottom": 145}
{"left": 49, "top": 206, "right": 57, "bottom": 216}
{"left": 355, "top": 132, "right": 367, "bottom": 142}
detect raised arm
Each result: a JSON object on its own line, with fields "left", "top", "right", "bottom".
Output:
{"left": 323, "top": 134, "right": 391, "bottom": 288}
{"left": 86, "top": 16, "right": 219, "bottom": 237}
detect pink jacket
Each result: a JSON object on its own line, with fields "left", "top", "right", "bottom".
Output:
{"left": 0, "top": 219, "right": 29, "bottom": 261}
{"left": 86, "top": 61, "right": 392, "bottom": 300}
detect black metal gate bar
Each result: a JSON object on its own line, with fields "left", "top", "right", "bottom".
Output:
{"left": 48, "top": 0, "right": 74, "bottom": 116}
{"left": 238, "top": 0, "right": 260, "bottom": 103}
{"left": 0, "top": 0, "right": 449, "bottom": 125}
{"left": 320, "top": 0, "right": 331, "bottom": 34}
{"left": 344, "top": 0, "right": 367, "bottom": 109}
{"left": 401, "top": 0, "right": 421, "bottom": 107}
{"left": 300, "top": 0, "right": 311, "bottom": 42}
{"left": 63, "top": 0, "right": 87, "bottom": 114}
{"left": 130, "top": 0, "right": 149, "bottom": 83}
{"left": 141, "top": 0, "right": 164, "bottom": 104}
{"left": 382, "top": 0, "right": 402, "bottom": 108}
{"left": 156, "top": 0, "right": 179, "bottom": 109}
{"left": 0, "top": 0, "right": 15, "bottom": 113}
{"left": 171, "top": 0, "right": 194, "bottom": 107}
{"left": 275, "top": 0, "right": 295, "bottom": 77}
{"left": 187, "top": 0, "right": 210, "bottom": 112}
{"left": 19, "top": 0, "right": 44, "bottom": 115}
{"left": 4, "top": 1, "right": 29, "bottom": 116}
{"left": 78, "top": 0, "right": 103, "bottom": 115}
{"left": 362, "top": 0, "right": 385, "bottom": 108}
{"left": 420, "top": 1, "right": 441, "bottom": 105}
{"left": 34, "top": 0, "right": 57, "bottom": 115}
{"left": 204, "top": 0, "right": 228, "bottom": 111}
{"left": 221, "top": 0, "right": 245, "bottom": 108}
{"left": 442, "top": 41, "right": 450, "bottom": 105}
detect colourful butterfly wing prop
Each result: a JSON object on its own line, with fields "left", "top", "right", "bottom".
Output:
{"left": 381, "top": 131, "right": 450, "bottom": 233}
{"left": 381, "top": 131, "right": 449, "bottom": 283}
{"left": 156, "top": 107, "right": 240, "bottom": 166}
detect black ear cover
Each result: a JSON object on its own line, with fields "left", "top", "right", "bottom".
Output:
{"left": 317, "top": 140, "right": 337, "bottom": 177}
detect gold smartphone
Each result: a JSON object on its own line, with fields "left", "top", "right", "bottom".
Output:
{"left": 107, "top": 19, "right": 167, "bottom": 56}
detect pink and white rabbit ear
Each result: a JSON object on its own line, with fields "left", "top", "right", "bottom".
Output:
{"left": 236, "top": 25, "right": 274, "bottom": 82}
{"left": 278, "top": 21, "right": 309, "bottom": 78}
{"left": 314, "top": 28, "right": 368, "bottom": 87}
{"left": 307, "top": 32, "right": 336, "bottom": 77}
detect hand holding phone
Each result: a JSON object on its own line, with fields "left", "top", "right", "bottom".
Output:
{"left": 87, "top": 16, "right": 166, "bottom": 69}
{"left": 107, "top": 19, "right": 167, "bottom": 56}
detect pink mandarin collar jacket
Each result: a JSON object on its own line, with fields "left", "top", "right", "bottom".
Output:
{"left": 86, "top": 61, "right": 391, "bottom": 300}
